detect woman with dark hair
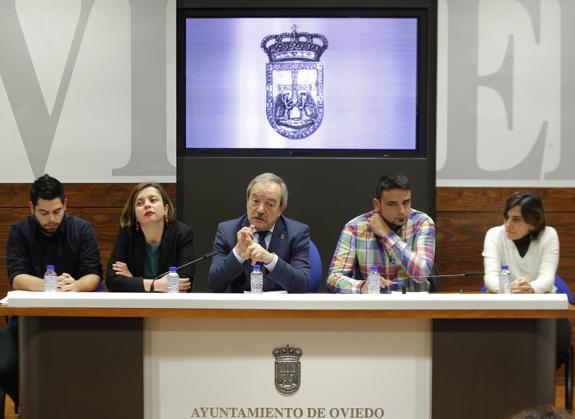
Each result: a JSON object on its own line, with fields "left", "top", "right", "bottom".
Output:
{"left": 482, "top": 192, "right": 559, "bottom": 293}
{"left": 106, "top": 183, "right": 195, "bottom": 292}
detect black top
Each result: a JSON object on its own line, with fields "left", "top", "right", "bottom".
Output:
{"left": 513, "top": 235, "right": 531, "bottom": 258}
{"left": 6, "top": 215, "right": 103, "bottom": 284}
{"left": 106, "top": 220, "right": 195, "bottom": 292}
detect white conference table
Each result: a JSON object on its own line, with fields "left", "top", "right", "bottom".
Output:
{"left": 1, "top": 291, "right": 571, "bottom": 419}
{"left": 1, "top": 290, "right": 569, "bottom": 315}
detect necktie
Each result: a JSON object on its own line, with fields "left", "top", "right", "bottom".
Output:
{"left": 257, "top": 231, "right": 269, "bottom": 249}
{"left": 256, "top": 231, "right": 269, "bottom": 290}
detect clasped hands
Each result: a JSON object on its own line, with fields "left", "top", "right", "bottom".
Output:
{"left": 112, "top": 261, "right": 191, "bottom": 292}
{"left": 235, "top": 225, "right": 274, "bottom": 265}
{"left": 57, "top": 273, "right": 79, "bottom": 292}
{"left": 511, "top": 277, "right": 534, "bottom": 294}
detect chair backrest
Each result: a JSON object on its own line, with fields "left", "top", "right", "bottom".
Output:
{"left": 308, "top": 240, "right": 322, "bottom": 292}
{"left": 555, "top": 275, "right": 574, "bottom": 304}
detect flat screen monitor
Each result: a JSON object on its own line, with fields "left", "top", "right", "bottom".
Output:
{"left": 177, "top": 8, "right": 431, "bottom": 157}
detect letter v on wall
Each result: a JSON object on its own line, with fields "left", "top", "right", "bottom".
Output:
{"left": 0, "top": 0, "right": 94, "bottom": 178}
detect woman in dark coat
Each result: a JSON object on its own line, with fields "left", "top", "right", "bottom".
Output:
{"left": 106, "top": 182, "right": 194, "bottom": 292}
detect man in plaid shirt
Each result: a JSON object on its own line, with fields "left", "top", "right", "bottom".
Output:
{"left": 327, "top": 174, "right": 435, "bottom": 293}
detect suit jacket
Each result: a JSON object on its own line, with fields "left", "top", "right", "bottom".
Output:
{"left": 208, "top": 215, "right": 310, "bottom": 293}
{"left": 106, "top": 220, "right": 195, "bottom": 292}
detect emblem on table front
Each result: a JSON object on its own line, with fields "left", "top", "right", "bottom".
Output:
{"left": 273, "top": 344, "right": 302, "bottom": 395}
{"left": 261, "top": 26, "right": 328, "bottom": 139}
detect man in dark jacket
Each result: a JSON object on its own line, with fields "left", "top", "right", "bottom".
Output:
{"left": 208, "top": 173, "right": 310, "bottom": 293}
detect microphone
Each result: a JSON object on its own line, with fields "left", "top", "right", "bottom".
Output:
{"left": 398, "top": 272, "right": 484, "bottom": 294}
{"left": 408, "top": 272, "right": 484, "bottom": 280}
{"left": 154, "top": 251, "right": 217, "bottom": 279}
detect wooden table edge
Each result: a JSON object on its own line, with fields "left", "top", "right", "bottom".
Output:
{"left": 1, "top": 306, "right": 573, "bottom": 319}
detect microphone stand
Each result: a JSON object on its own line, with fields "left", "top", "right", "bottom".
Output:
{"left": 400, "top": 272, "right": 484, "bottom": 294}
{"left": 154, "top": 251, "right": 217, "bottom": 279}
{"left": 409, "top": 272, "right": 484, "bottom": 280}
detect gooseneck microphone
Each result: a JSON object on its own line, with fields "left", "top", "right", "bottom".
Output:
{"left": 154, "top": 251, "right": 217, "bottom": 279}
{"left": 399, "top": 272, "right": 485, "bottom": 294}
{"left": 409, "top": 272, "right": 485, "bottom": 280}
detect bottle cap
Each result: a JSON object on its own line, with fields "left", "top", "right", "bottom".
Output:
{"left": 370, "top": 266, "right": 378, "bottom": 272}
{"left": 501, "top": 265, "right": 509, "bottom": 270}
{"left": 253, "top": 265, "right": 261, "bottom": 272}
{"left": 169, "top": 266, "right": 177, "bottom": 272}
{"left": 47, "top": 265, "right": 55, "bottom": 270}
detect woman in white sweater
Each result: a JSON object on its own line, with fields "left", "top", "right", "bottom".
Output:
{"left": 482, "top": 192, "right": 559, "bottom": 293}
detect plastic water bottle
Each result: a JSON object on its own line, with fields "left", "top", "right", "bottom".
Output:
{"left": 44, "top": 265, "right": 58, "bottom": 292}
{"left": 367, "top": 266, "right": 381, "bottom": 294}
{"left": 251, "top": 265, "right": 263, "bottom": 293}
{"left": 499, "top": 265, "right": 511, "bottom": 294}
{"left": 166, "top": 266, "right": 179, "bottom": 293}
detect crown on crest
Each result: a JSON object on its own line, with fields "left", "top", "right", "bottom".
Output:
{"left": 261, "top": 26, "right": 328, "bottom": 62}
{"left": 273, "top": 345, "right": 303, "bottom": 362}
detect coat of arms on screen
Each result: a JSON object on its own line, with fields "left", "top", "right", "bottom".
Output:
{"left": 261, "top": 26, "right": 328, "bottom": 139}
{"left": 272, "top": 344, "right": 302, "bottom": 395}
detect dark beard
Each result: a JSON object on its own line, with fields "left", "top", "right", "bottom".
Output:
{"left": 386, "top": 221, "right": 403, "bottom": 234}
{"left": 378, "top": 212, "right": 404, "bottom": 234}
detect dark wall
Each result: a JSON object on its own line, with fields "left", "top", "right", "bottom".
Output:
{"left": 178, "top": 157, "right": 435, "bottom": 291}
{"left": 176, "top": 0, "right": 437, "bottom": 291}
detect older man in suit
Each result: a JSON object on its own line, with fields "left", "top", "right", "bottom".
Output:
{"left": 208, "top": 173, "right": 310, "bottom": 293}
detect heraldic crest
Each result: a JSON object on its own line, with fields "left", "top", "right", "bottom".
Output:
{"left": 261, "top": 26, "right": 328, "bottom": 139}
{"left": 272, "top": 344, "right": 302, "bottom": 395}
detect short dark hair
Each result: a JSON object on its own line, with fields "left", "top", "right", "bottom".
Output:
{"left": 503, "top": 192, "right": 546, "bottom": 239}
{"left": 120, "top": 182, "right": 176, "bottom": 228}
{"left": 375, "top": 174, "right": 411, "bottom": 200}
{"left": 30, "top": 174, "right": 65, "bottom": 206}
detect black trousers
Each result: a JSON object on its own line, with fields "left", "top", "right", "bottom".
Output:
{"left": 0, "top": 317, "right": 18, "bottom": 406}
{"left": 557, "top": 317, "right": 572, "bottom": 369}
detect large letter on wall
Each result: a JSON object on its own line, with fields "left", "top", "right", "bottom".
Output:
{"left": 113, "top": 0, "right": 173, "bottom": 176}
{"left": 439, "top": 0, "right": 546, "bottom": 180}
{"left": 0, "top": 0, "right": 93, "bottom": 178}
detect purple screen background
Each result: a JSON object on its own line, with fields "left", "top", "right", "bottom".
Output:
{"left": 185, "top": 18, "right": 418, "bottom": 150}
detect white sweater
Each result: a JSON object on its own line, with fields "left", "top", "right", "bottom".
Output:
{"left": 482, "top": 225, "right": 559, "bottom": 293}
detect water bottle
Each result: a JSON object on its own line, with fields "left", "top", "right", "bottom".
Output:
{"left": 499, "top": 265, "right": 511, "bottom": 294}
{"left": 367, "top": 266, "right": 381, "bottom": 294}
{"left": 44, "top": 265, "right": 58, "bottom": 292}
{"left": 251, "top": 265, "right": 263, "bottom": 293}
{"left": 166, "top": 266, "right": 179, "bottom": 293}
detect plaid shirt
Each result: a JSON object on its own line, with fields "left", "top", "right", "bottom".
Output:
{"left": 327, "top": 209, "right": 435, "bottom": 293}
